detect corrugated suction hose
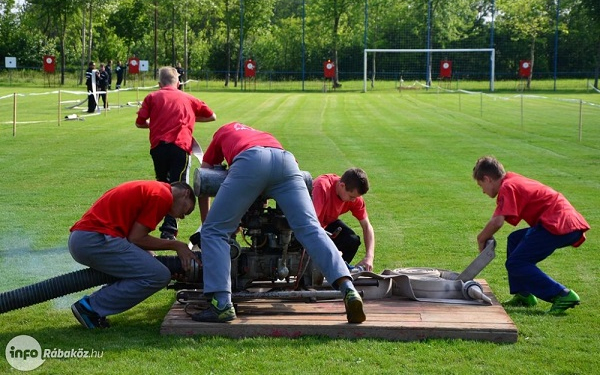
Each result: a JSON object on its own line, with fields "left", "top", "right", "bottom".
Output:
{"left": 0, "top": 254, "right": 193, "bottom": 314}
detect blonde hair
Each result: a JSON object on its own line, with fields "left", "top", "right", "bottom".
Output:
{"left": 159, "top": 67, "right": 180, "bottom": 87}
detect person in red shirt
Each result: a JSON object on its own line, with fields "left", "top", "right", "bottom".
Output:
{"left": 135, "top": 66, "right": 216, "bottom": 240}
{"left": 69, "top": 180, "right": 199, "bottom": 328}
{"left": 192, "top": 122, "right": 366, "bottom": 324}
{"left": 312, "top": 168, "right": 375, "bottom": 271}
{"left": 473, "top": 156, "right": 590, "bottom": 314}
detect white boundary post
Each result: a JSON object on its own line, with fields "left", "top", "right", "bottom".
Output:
{"left": 363, "top": 48, "right": 496, "bottom": 92}
{"left": 12, "top": 93, "right": 17, "bottom": 137}
{"left": 578, "top": 99, "right": 583, "bottom": 142}
{"left": 58, "top": 90, "right": 61, "bottom": 126}
{"left": 363, "top": 50, "right": 368, "bottom": 93}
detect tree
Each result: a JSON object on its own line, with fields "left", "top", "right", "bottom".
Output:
{"left": 23, "top": 0, "right": 84, "bottom": 84}
{"left": 108, "top": 0, "right": 149, "bottom": 65}
{"left": 234, "top": 0, "right": 275, "bottom": 86}
{"left": 0, "top": 0, "right": 22, "bottom": 61}
{"left": 363, "top": 0, "right": 412, "bottom": 86}
{"left": 0, "top": 0, "right": 56, "bottom": 70}
{"left": 496, "top": 0, "right": 560, "bottom": 89}
{"left": 580, "top": 0, "right": 600, "bottom": 88}
{"left": 1, "top": 0, "right": 597, "bottom": 87}
{"left": 311, "top": 0, "right": 362, "bottom": 87}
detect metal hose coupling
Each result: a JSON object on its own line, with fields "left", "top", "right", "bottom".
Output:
{"left": 462, "top": 280, "right": 492, "bottom": 305}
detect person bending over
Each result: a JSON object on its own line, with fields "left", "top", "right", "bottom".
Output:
{"left": 312, "top": 168, "right": 375, "bottom": 271}
{"left": 193, "top": 122, "right": 366, "bottom": 324}
{"left": 473, "top": 156, "right": 589, "bottom": 314}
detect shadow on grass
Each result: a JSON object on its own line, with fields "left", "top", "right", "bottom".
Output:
{"left": 503, "top": 306, "right": 548, "bottom": 316}
{"left": 0, "top": 300, "right": 371, "bottom": 356}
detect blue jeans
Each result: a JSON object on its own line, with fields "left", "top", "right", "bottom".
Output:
{"left": 69, "top": 230, "right": 171, "bottom": 316}
{"left": 200, "top": 147, "right": 350, "bottom": 295}
{"left": 506, "top": 225, "right": 583, "bottom": 302}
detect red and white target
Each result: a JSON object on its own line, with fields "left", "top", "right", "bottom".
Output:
{"left": 440, "top": 60, "right": 452, "bottom": 78}
{"left": 43, "top": 55, "right": 55, "bottom": 73}
{"left": 128, "top": 57, "right": 140, "bottom": 74}
{"left": 244, "top": 59, "right": 256, "bottom": 77}
{"left": 519, "top": 60, "right": 531, "bottom": 78}
{"left": 324, "top": 60, "right": 335, "bottom": 78}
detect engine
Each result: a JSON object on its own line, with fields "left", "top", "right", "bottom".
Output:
{"left": 183, "top": 167, "right": 322, "bottom": 292}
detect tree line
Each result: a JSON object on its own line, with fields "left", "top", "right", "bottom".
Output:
{"left": 0, "top": 0, "right": 598, "bottom": 88}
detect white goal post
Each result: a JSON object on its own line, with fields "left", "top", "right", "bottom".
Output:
{"left": 363, "top": 48, "right": 496, "bottom": 92}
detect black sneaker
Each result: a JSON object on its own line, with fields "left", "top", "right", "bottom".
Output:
{"left": 71, "top": 296, "right": 110, "bottom": 329}
{"left": 191, "top": 298, "right": 236, "bottom": 323}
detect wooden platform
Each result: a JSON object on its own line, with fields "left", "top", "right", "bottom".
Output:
{"left": 160, "top": 280, "right": 517, "bottom": 343}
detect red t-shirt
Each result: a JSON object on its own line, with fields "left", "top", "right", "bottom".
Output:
{"left": 203, "top": 122, "right": 283, "bottom": 166}
{"left": 136, "top": 86, "right": 214, "bottom": 153}
{"left": 70, "top": 181, "right": 173, "bottom": 238}
{"left": 494, "top": 172, "right": 590, "bottom": 245}
{"left": 312, "top": 174, "right": 367, "bottom": 228}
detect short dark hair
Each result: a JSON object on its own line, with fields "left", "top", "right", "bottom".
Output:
{"left": 340, "top": 168, "right": 369, "bottom": 195}
{"left": 472, "top": 156, "right": 506, "bottom": 181}
{"left": 171, "top": 181, "right": 196, "bottom": 206}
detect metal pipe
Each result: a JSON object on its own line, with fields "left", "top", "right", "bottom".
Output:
{"left": 232, "top": 290, "right": 345, "bottom": 300}
{"left": 193, "top": 168, "right": 313, "bottom": 198}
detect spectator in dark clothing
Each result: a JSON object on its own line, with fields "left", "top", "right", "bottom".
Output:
{"left": 106, "top": 60, "right": 113, "bottom": 90}
{"left": 115, "top": 61, "right": 125, "bottom": 89}
{"left": 85, "top": 61, "right": 100, "bottom": 113}
{"left": 176, "top": 62, "right": 184, "bottom": 91}
{"left": 98, "top": 63, "right": 109, "bottom": 109}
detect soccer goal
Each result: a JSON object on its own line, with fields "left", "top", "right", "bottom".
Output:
{"left": 363, "top": 48, "right": 495, "bottom": 92}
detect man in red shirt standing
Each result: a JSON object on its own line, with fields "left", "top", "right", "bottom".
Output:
{"left": 192, "top": 122, "right": 366, "bottom": 324}
{"left": 312, "top": 168, "right": 375, "bottom": 271}
{"left": 473, "top": 156, "right": 590, "bottom": 314}
{"left": 69, "top": 180, "right": 199, "bottom": 328}
{"left": 136, "top": 66, "right": 216, "bottom": 240}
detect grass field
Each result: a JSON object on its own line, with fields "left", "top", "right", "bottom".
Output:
{"left": 0, "top": 86, "right": 599, "bottom": 374}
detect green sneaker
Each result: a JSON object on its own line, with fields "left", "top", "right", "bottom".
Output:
{"left": 344, "top": 289, "right": 366, "bottom": 324}
{"left": 191, "top": 298, "right": 236, "bottom": 323}
{"left": 548, "top": 290, "right": 580, "bottom": 315}
{"left": 503, "top": 293, "right": 538, "bottom": 307}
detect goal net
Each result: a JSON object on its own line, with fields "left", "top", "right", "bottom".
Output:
{"left": 363, "top": 48, "right": 495, "bottom": 92}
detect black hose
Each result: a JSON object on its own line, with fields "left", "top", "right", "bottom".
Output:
{"left": 0, "top": 268, "right": 118, "bottom": 314}
{"left": 0, "top": 254, "right": 199, "bottom": 314}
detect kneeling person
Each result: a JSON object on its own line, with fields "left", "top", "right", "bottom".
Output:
{"left": 69, "top": 180, "right": 199, "bottom": 328}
